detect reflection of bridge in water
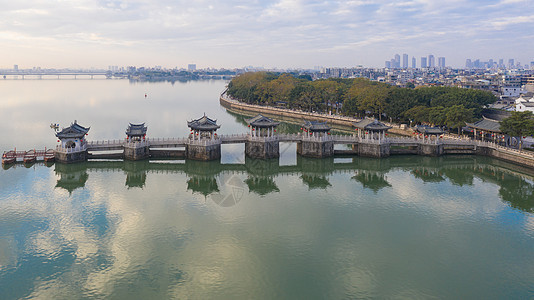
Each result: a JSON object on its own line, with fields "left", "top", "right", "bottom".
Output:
{"left": 49, "top": 155, "right": 534, "bottom": 212}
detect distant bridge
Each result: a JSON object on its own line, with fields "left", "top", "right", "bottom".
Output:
{"left": 0, "top": 71, "right": 109, "bottom": 79}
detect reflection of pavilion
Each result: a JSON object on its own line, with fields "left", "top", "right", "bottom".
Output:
{"left": 187, "top": 176, "right": 219, "bottom": 197}
{"left": 245, "top": 177, "right": 280, "bottom": 195}
{"left": 124, "top": 160, "right": 149, "bottom": 188}
{"left": 410, "top": 167, "right": 445, "bottom": 182}
{"left": 51, "top": 156, "right": 534, "bottom": 211}
{"left": 351, "top": 170, "right": 391, "bottom": 193}
{"left": 54, "top": 163, "right": 89, "bottom": 194}
{"left": 244, "top": 157, "right": 280, "bottom": 196}
{"left": 300, "top": 174, "right": 331, "bottom": 190}
{"left": 125, "top": 172, "right": 146, "bottom": 189}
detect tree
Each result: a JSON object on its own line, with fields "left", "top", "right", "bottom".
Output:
{"left": 500, "top": 111, "right": 534, "bottom": 149}
{"left": 357, "top": 86, "right": 389, "bottom": 120}
{"left": 312, "top": 80, "right": 341, "bottom": 113}
{"left": 444, "top": 105, "right": 475, "bottom": 134}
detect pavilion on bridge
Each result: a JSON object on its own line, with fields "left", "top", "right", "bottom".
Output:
{"left": 188, "top": 114, "right": 220, "bottom": 141}
{"left": 414, "top": 125, "right": 444, "bottom": 143}
{"left": 302, "top": 121, "right": 331, "bottom": 138}
{"left": 246, "top": 114, "right": 279, "bottom": 138}
{"left": 245, "top": 114, "right": 280, "bottom": 159}
{"left": 352, "top": 118, "right": 392, "bottom": 141}
{"left": 54, "top": 120, "right": 90, "bottom": 163}
{"left": 126, "top": 123, "right": 147, "bottom": 142}
{"left": 187, "top": 114, "right": 221, "bottom": 160}
{"left": 56, "top": 120, "right": 90, "bottom": 150}
{"left": 124, "top": 122, "right": 149, "bottom": 160}
{"left": 298, "top": 121, "right": 333, "bottom": 158}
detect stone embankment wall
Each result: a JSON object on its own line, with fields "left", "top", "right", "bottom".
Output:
{"left": 220, "top": 96, "right": 411, "bottom": 136}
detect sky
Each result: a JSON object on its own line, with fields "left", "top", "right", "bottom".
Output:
{"left": 0, "top": 0, "right": 533, "bottom": 69}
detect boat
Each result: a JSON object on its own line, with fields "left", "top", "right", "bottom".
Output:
{"left": 23, "top": 150, "right": 36, "bottom": 164}
{"left": 44, "top": 149, "right": 55, "bottom": 162}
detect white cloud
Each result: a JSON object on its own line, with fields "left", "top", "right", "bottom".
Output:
{"left": 0, "top": 0, "right": 531, "bottom": 68}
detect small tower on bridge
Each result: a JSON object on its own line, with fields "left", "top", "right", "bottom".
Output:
{"left": 353, "top": 118, "right": 392, "bottom": 141}
{"left": 124, "top": 123, "right": 149, "bottom": 160}
{"left": 54, "top": 120, "right": 90, "bottom": 163}
{"left": 297, "top": 121, "right": 334, "bottom": 158}
{"left": 245, "top": 114, "right": 280, "bottom": 159}
{"left": 352, "top": 118, "right": 392, "bottom": 158}
{"left": 186, "top": 114, "right": 222, "bottom": 160}
{"left": 126, "top": 123, "right": 147, "bottom": 141}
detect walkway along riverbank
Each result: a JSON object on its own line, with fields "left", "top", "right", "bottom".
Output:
{"left": 219, "top": 94, "right": 534, "bottom": 169}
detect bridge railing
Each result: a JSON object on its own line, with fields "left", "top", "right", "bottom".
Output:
{"left": 87, "top": 140, "right": 125, "bottom": 147}
{"left": 56, "top": 144, "right": 88, "bottom": 153}
{"left": 220, "top": 133, "right": 248, "bottom": 141}
{"left": 188, "top": 138, "right": 222, "bottom": 146}
{"left": 125, "top": 140, "right": 149, "bottom": 147}
{"left": 147, "top": 137, "right": 188, "bottom": 145}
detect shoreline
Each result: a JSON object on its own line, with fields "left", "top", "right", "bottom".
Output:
{"left": 219, "top": 94, "right": 413, "bottom": 136}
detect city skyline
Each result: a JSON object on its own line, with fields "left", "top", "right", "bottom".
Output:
{"left": 0, "top": 0, "right": 533, "bottom": 69}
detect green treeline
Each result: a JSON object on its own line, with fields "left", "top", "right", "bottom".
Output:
{"left": 226, "top": 72, "right": 497, "bottom": 131}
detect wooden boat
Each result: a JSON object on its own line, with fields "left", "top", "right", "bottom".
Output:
{"left": 2, "top": 152, "right": 15, "bottom": 165}
{"left": 44, "top": 149, "right": 55, "bottom": 162}
{"left": 23, "top": 150, "right": 36, "bottom": 164}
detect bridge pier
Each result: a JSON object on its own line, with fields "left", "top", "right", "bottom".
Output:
{"left": 55, "top": 149, "right": 88, "bottom": 164}
{"left": 124, "top": 143, "right": 150, "bottom": 160}
{"left": 418, "top": 143, "right": 443, "bottom": 156}
{"left": 186, "top": 142, "right": 221, "bottom": 161}
{"left": 357, "top": 142, "right": 390, "bottom": 158}
{"left": 245, "top": 138, "right": 279, "bottom": 159}
{"left": 297, "top": 139, "right": 334, "bottom": 158}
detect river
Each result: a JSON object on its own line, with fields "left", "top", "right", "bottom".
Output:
{"left": 0, "top": 79, "right": 533, "bottom": 299}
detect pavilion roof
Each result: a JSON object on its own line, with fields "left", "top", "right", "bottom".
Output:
{"left": 246, "top": 114, "right": 280, "bottom": 127}
{"left": 56, "top": 120, "right": 90, "bottom": 139}
{"left": 187, "top": 114, "right": 221, "bottom": 131}
{"left": 126, "top": 123, "right": 147, "bottom": 136}
{"left": 414, "top": 125, "right": 444, "bottom": 135}
{"left": 302, "top": 121, "right": 331, "bottom": 132}
{"left": 465, "top": 117, "right": 501, "bottom": 133}
{"left": 352, "top": 118, "right": 392, "bottom": 131}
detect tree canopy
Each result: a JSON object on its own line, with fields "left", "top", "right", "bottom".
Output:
{"left": 500, "top": 111, "right": 534, "bottom": 149}
{"left": 226, "top": 72, "right": 497, "bottom": 131}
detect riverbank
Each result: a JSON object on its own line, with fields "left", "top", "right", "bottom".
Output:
{"left": 220, "top": 94, "right": 534, "bottom": 169}
{"left": 219, "top": 94, "right": 411, "bottom": 135}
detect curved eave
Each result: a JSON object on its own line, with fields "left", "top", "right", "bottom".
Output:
{"left": 188, "top": 125, "right": 221, "bottom": 131}
{"left": 248, "top": 121, "right": 280, "bottom": 128}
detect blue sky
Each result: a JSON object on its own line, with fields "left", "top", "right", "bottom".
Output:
{"left": 0, "top": 0, "right": 532, "bottom": 69}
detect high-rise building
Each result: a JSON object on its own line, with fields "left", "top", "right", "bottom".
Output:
{"left": 13, "top": 65, "right": 18, "bottom": 71}
{"left": 438, "top": 57, "right": 445, "bottom": 68}
{"left": 412, "top": 57, "right": 416, "bottom": 68}
{"left": 421, "top": 57, "right": 427, "bottom": 68}
{"left": 499, "top": 59, "right": 504, "bottom": 68}
{"left": 465, "top": 59, "right": 472, "bottom": 69}
{"left": 402, "top": 54, "right": 408, "bottom": 69}
{"left": 508, "top": 59, "right": 514, "bottom": 69}
{"left": 394, "top": 54, "right": 400, "bottom": 68}
{"left": 188, "top": 64, "right": 197, "bottom": 71}
{"left": 385, "top": 61, "right": 391, "bottom": 68}
{"left": 428, "top": 54, "right": 435, "bottom": 68}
